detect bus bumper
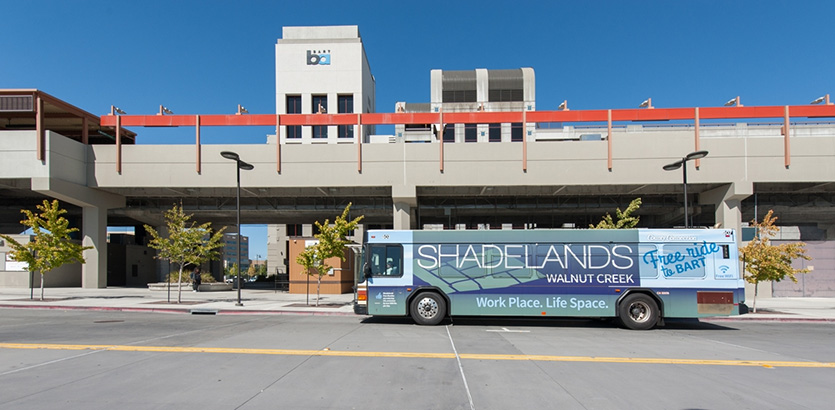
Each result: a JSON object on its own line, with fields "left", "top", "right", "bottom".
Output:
{"left": 354, "top": 302, "right": 368, "bottom": 315}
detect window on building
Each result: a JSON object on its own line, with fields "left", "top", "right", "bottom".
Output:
{"left": 442, "top": 90, "right": 477, "bottom": 103}
{"left": 312, "top": 95, "right": 328, "bottom": 139}
{"left": 487, "top": 69, "right": 524, "bottom": 102}
{"left": 511, "top": 122, "right": 523, "bottom": 142}
{"left": 464, "top": 124, "right": 477, "bottom": 143}
{"left": 488, "top": 89, "right": 524, "bottom": 102}
{"left": 338, "top": 94, "right": 354, "bottom": 139}
{"left": 286, "top": 95, "right": 301, "bottom": 139}
{"left": 443, "top": 124, "right": 455, "bottom": 143}
{"left": 489, "top": 123, "right": 502, "bottom": 142}
{"left": 338, "top": 94, "right": 353, "bottom": 113}
{"left": 286, "top": 224, "right": 303, "bottom": 236}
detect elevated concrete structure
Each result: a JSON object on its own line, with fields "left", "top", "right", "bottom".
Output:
{"left": 3, "top": 98, "right": 835, "bottom": 291}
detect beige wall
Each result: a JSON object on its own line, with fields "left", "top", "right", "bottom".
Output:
{"left": 85, "top": 125, "right": 835, "bottom": 192}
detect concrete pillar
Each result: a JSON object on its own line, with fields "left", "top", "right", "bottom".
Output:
{"left": 81, "top": 206, "right": 107, "bottom": 288}
{"left": 31, "top": 177, "right": 125, "bottom": 289}
{"left": 267, "top": 224, "right": 288, "bottom": 275}
{"left": 352, "top": 224, "right": 365, "bottom": 244}
{"left": 302, "top": 224, "right": 313, "bottom": 237}
{"left": 393, "top": 202, "right": 412, "bottom": 230}
{"left": 154, "top": 225, "right": 171, "bottom": 282}
{"left": 699, "top": 182, "right": 752, "bottom": 237}
{"left": 700, "top": 182, "right": 754, "bottom": 299}
{"left": 392, "top": 185, "right": 417, "bottom": 230}
{"left": 475, "top": 68, "right": 488, "bottom": 103}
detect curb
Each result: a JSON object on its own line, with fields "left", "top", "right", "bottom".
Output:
{"left": 0, "top": 304, "right": 357, "bottom": 316}
{"left": 701, "top": 316, "right": 835, "bottom": 323}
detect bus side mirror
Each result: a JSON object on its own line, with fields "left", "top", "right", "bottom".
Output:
{"left": 363, "top": 263, "right": 372, "bottom": 279}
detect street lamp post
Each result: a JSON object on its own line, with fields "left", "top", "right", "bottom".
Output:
{"left": 221, "top": 151, "right": 254, "bottom": 306}
{"left": 663, "top": 150, "right": 709, "bottom": 228}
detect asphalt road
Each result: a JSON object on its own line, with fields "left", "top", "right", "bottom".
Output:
{"left": 0, "top": 311, "right": 833, "bottom": 410}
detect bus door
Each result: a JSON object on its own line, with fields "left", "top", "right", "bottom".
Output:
{"left": 364, "top": 243, "right": 408, "bottom": 315}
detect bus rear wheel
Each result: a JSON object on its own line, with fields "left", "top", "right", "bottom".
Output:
{"left": 410, "top": 292, "right": 446, "bottom": 325}
{"left": 618, "top": 293, "right": 659, "bottom": 330}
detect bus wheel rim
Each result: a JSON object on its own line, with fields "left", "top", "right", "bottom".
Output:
{"left": 417, "top": 297, "right": 438, "bottom": 319}
{"left": 628, "top": 301, "right": 650, "bottom": 323}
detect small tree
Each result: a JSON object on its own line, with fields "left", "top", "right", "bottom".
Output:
{"left": 590, "top": 198, "right": 642, "bottom": 229}
{"left": 225, "top": 263, "right": 240, "bottom": 280}
{"left": 739, "top": 210, "right": 811, "bottom": 312}
{"left": 0, "top": 200, "right": 91, "bottom": 300}
{"left": 296, "top": 204, "right": 364, "bottom": 306}
{"left": 144, "top": 204, "right": 225, "bottom": 303}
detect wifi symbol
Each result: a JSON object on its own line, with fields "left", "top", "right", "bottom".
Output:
{"left": 718, "top": 265, "right": 730, "bottom": 274}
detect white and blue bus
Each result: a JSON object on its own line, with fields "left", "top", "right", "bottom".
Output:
{"left": 355, "top": 229, "right": 745, "bottom": 330}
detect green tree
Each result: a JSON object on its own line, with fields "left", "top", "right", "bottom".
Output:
{"left": 740, "top": 210, "right": 811, "bottom": 312}
{"left": 144, "top": 204, "right": 225, "bottom": 303}
{"left": 256, "top": 263, "right": 268, "bottom": 277}
{"left": 590, "top": 198, "right": 642, "bottom": 229}
{"left": 296, "top": 204, "right": 364, "bottom": 306}
{"left": 225, "top": 263, "right": 240, "bottom": 280}
{"left": 0, "top": 200, "right": 91, "bottom": 300}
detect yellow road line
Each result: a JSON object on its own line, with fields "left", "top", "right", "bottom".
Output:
{"left": 1, "top": 343, "right": 833, "bottom": 369}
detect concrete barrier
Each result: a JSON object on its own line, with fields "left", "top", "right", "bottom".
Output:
{"left": 147, "top": 283, "right": 233, "bottom": 292}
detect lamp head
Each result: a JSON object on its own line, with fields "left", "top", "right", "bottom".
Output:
{"left": 685, "top": 150, "right": 709, "bottom": 161}
{"left": 724, "top": 97, "right": 740, "bottom": 107}
{"left": 663, "top": 161, "right": 683, "bottom": 171}
{"left": 239, "top": 161, "right": 255, "bottom": 171}
{"left": 811, "top": 96, "right": 826, "bottom": 105}
{"left": 221, "top": 151, "right": 240, "bottom": 161}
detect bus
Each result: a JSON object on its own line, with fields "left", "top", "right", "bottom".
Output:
{"left": 354, "top": 228, "right": 745, "bottom": 330}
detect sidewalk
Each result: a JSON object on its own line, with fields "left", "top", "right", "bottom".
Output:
{"left": 0, "top": 287, "right": 833, "bottom": 322}
{"left": 707, "top": 297, "right": 835, "bottom": 323}
{"left": 0, "top": 286, "right": 357, "bottom": 316}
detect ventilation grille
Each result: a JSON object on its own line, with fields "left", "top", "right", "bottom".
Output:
{"left": 0, "top": 95, "right": 34, "bottom": 112}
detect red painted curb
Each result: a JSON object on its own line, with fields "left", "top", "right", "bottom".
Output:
{"left": 0, "top": 304, "right": 357, "bottom": 316}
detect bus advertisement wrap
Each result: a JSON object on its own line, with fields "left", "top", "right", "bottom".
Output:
{"left": 361, "top": 229, "right": 743, "bottom": 328}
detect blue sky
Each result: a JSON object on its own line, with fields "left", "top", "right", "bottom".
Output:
{"left": 3, "top": 0, "right": 834, "bottom": 258}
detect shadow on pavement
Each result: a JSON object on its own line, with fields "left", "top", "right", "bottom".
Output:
{"left": 361, "top": 315, "right": 740, "bottom": 331}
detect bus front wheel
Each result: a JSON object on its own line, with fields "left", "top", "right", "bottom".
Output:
{"left": 410, "top": 292, "right": 446, "bottom": 325}
{"left": 618, "top": 293, "right": 659, "bottom": 330}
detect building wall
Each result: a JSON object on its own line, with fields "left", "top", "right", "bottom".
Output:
{"left": 276, "top": 25, "right": 373, "bottom": 143}
{"left": 84, "top": 125, "right": 835, "bottom": 194}
{"left": 1, "top": 234, "right": 82, "bottom": 288}
{"left": 0, "top": 130, "right": 46, "bottom": 179}
{"left": 287, "top": 237, "right": 355, "bottom": 294}
{"left": 222, "top": 233, "right": 250, "bottom": 272}
{"left": 772, "top": 241, "right": 835, "bottom": 297}
{"left": 107, "top": 242, "right": 157, "bottom": 287}
{"left": 267, "top": 224, "right": 288, "bottom": 276}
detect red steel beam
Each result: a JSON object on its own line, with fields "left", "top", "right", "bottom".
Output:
{"left": 100, "top": 104, "right": 835, "bottom": 128}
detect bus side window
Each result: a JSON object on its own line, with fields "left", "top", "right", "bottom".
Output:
{"left": 639, "top": 244, "right": 660, "bottom": 278}
{"left": 369, "top": 245, "right": 403, "bottom": 277}
{"left": 662, "top": 244, "right": 706, "bottom": 278}
{"left": 368, "top": 246, "right": 385, "bottom": 276}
